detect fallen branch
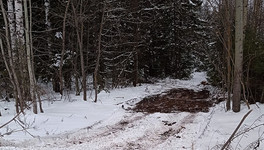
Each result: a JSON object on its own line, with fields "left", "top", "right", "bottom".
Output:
{"left": 233, "top": 114, "right": 264, "bottom": 140}
{"left": 0, "top": 111, "right": 23, "bottom": 129}
{"left": 221, "top": 109, "right": 253, "bottom": 150}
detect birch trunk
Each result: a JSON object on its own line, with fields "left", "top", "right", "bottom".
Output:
{"left": 0, "top": 0, "right": 24, "bottom": 113}
{"left": 14, "top": 0, "right": 24, "bottom": 43}
{"left": 7, "top": 0, "right": 16, "bottom": 51}
{"left": 6, "top": 0, "right": 19, "bottom": 112}
{"left": 15, "top": 0, "right": 28, "bottom": 111}
{"left": 44, "top": 0, "right": 51, "bottom": 52}
{"left": 44, "top": 0, "right": 51, "bottom": 33}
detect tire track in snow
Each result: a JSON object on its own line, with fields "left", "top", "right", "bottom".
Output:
{"left": 50, "top": 112, "right": 150, "bottom": 149}
{"left": 69, "top": 113, "right": 197, "bottom": 150}
{"left": 119, "top": 113, "right": 197, "bottom": 150}
{"left": 18, "top": 112, "right": 198, "bottom": 150}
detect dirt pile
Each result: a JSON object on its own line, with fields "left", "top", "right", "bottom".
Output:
{"left": 133, "top": 88, "right": 212, "bottom": 113}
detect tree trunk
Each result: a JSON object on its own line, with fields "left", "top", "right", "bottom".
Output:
{"left": 15, "top": 0, "right": 28, "bottom": 112}
{"left": 59, "top": 0, "right": 70, "bottom": 96}
{"left": 133, "top": 49, "right": 139, "bottom": 87}
{"left": 224, "top": 0, "right": 233, "bottom": 111}
{"left": 44, "top": 0, "right": 51, "bottom": 49}
{"left": 71, "top": 0, "right": 87, "bottom": 101}
{"left": 253, "top": 0, "right": 261, "bottom": 32}
{"left": 133, "top": 35, "right": 139, "bottom": 87}
{"left": 94, "top": 3, "right": 105, "bottom": 103}
{"left": 6, "top": 0, "right": 18, "bottom": 112}
{"left": 233, "top": 0, "right": 244, "bottom": 112}
{"left": 14, "top": 0, "right": 24, "bottom": 44}
{"left": 24, "top": 0, "right": 38, "bottom": 114}
{"left": 7, "top": 0, "right": 16, "bottom": 51}
{"left": 44, "top": 0, "right": 52, "bottom": 66}
{"left": 243, "top": 0, "right": 248, "bottom": 36}
{"left": 132, "top": 0, "right": 139, "bottom": 87}
{"left": 73, "top": 40, "right": 80, "bottom": 96}
{"left": 0, "top": 0, "right": 24, "bottom": 113}
{"left": 28, "top": 0, "right": 43, "bottom": 113}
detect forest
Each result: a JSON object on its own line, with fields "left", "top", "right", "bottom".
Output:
{"left": 1, "top": 0, "right": 264, "bottom": 149}
{"left": 0, "top": 0, "right": 263, "bottom": 115}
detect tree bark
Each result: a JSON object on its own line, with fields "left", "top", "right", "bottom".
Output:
{"left": 233, "top": 0, "right": 244, "bottom": 112}
{"left": 44, "top": 0, "right": 51, "bottom": 57}
{"left": 243, "top": 0, "right": 248, "bottom": 29}
{"left": 224, "top": 0, "right": 233, "bottom": 111}
{"left": 6, "top": 0, "right": 18, "bottom": 112}
{"left": 15, "top": 0, "right": 28, "bottom": 112}
{"left": 14, "top": 0, "right": 24, "bottom": 44}
{"left": 253, "top": 0, "right": 261, "bottom": 32}
{"left": 7, "top": 0, "right": 16, "bottom": 51}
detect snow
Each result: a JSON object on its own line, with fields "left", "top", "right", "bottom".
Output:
{"left": 55, "top": 32, "right": 62, "bottom": 39}
{"left": 0, "top": 72, "right": 264, "bottom": 150}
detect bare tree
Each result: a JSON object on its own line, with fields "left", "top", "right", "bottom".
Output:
{"left": 71, "top": 0, "right": 87, "bottom": 101}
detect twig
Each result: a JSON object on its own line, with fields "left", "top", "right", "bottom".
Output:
{"left": 14, "top": 118, "right": 35, "bottom": 138}
{"left": 233, "top": 114, "right": 264, "bottom": 139}
{"left": 240, "top": 80, "right": 250, "bottom": 109}
{"left": 234, "top": 123, "right": 264, "bottom": 140}
{"left": 221, "top": 109, "right": 253, "bottom": 150}
{"left": 0, "top": 111, "right": 23, "bottom": 129}
{"left": 1, "top": 129, "right": 25, "bottom": 137}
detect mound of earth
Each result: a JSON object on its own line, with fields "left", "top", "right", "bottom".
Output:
{"left": 133, "top": 88, "right": 213, "bottom": 113}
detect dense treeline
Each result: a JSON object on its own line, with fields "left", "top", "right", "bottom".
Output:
{"left": 0, "top": 0, "right": 263, "bottom": 113}
{"left": 205, "top": 0, "right": 264, "bottom": 106}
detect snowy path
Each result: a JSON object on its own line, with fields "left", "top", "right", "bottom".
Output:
{"left": 16, "top": 111, "right": 204, "bottom": 150}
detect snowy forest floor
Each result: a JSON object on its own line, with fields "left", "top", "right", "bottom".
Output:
{"left": 0, "top": 72, "right": 264, "bottom": 150}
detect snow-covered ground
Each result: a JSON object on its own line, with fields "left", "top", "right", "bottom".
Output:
{"left": 0, "top": 72, "right": 263, "bottom": 150}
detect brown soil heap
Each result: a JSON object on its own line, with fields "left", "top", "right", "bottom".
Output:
{"left": 133, "top": 88, "right": 212, "bottom": 113}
